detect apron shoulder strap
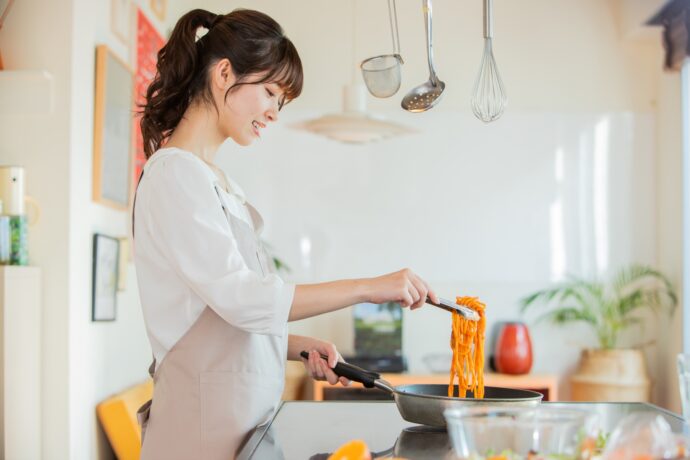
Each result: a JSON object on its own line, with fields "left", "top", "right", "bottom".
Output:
{"left": 148, "top": 357, "right": 156, "bottom": 378}
{"left": 131, "top": 169, "right": 145, "bottom": 239}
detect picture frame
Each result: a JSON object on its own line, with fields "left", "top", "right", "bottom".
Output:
{"left": 133, "top": 9, "right": 165, "bottom": 184}
{"left": 111, "top": 0, "right": 131, "bottom": 45}
{"left": 150, "top": 0, "right": 166, "bottom": 21}
{"left": 93, "top": 44, "right": 134, "bottom": 211}
{"left": 92, "top": 234, "right": 120, "bottom": 322}
{"left": 0, "top": 0, "right": 16, "bottom": 70}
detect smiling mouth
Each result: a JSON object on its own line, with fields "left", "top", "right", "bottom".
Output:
{"left": 252, "top": 120, "right": 265, "bottom": 137}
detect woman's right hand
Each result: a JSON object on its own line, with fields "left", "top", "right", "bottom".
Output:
{"left": 365, "top": 269, "right": 438, "bottom": 310}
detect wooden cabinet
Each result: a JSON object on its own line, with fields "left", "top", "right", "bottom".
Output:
{"left": 308, "top": 372, "right": 558, "bottom": 402}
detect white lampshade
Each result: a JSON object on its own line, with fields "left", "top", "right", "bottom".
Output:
{"left": 291, "top": 84, "right": 416, "bottom": 143}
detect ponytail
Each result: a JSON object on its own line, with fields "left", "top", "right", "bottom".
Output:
{"left": 140, "top": 8, "right": 303, "bottom": 158}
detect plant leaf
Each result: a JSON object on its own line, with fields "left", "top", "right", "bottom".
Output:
{"left": 614, "top": 265, "right": 677, "bottom": 319}
{"left": 538, "top": 307, "right": 597, "bottom": 326}
{"left": 520, "top": 264, "right": 678, "bottom": 349}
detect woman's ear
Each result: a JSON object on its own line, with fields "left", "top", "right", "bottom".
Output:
{"left": 211, "top": 58, "right": 235, "bottom": 91}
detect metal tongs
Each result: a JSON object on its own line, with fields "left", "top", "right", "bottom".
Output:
{"left": 426, "top": 296, "right": 480, "bottom": 321}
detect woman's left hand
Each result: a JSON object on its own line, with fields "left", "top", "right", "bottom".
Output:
{"left": 298, "top": 338, "right": 351, "bottom": 387}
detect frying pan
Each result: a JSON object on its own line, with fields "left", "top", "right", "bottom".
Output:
{"left": 301, "top": 351, "right": 542, "bottom": 427}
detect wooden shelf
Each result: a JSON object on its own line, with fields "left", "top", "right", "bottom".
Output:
{"left": 308, "top": 372, "right": 559, "bottom": 402}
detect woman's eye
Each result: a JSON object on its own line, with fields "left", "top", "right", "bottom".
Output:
{"left": 266, "top": 88, "right": 275, "bottom": 98}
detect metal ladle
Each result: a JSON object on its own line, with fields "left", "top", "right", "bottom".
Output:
{"left": 401, "top": 0, "right": 445, "bottom": 112}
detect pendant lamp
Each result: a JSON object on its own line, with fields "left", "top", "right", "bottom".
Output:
{"left": 290, "top": 84, "right": 415, "bottom": 144}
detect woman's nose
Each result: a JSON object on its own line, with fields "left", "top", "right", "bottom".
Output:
{"left": 265, "top": 107, "right": 278, "bottom": 123}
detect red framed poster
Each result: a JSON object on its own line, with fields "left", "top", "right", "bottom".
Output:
{"left": 133, "top": 8, "right": 165, "bottom": 185}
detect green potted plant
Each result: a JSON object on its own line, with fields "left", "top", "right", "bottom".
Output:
{"left": 520, "top": 264, "right": 677, "bottom": 401}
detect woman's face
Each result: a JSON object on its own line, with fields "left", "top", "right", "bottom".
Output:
{"left": 216, "top": 72, "right": 285, "bottom": 146}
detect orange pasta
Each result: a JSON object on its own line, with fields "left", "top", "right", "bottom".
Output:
{"left": 448, "top": 296, "right": 486, "bottom": 398}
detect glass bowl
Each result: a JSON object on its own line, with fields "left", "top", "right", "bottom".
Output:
{"left": 444, "top": 405, "right": 596, "bottom": 459}
{"left": 602, "top": 413, "right": 689, "bottom": 460}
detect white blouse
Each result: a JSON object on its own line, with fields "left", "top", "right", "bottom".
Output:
{"left": 133, "top": 148, "right": 295, "bottom": 365}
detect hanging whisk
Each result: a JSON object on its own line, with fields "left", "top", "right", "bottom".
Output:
{"left": 471, "top": 0, "right": 506, "bottom": 123}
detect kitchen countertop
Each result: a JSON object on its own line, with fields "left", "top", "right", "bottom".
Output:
{"left": 237, "top": 401, "right": 686, "bottom": 460}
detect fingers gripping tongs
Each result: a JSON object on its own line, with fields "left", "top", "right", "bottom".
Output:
{"left": 425, "top": 296, "right": 480, "bottom": 321}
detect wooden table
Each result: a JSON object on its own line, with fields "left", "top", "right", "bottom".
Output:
{"left": 308, "top": 372, "right": 559, "bottom": 401}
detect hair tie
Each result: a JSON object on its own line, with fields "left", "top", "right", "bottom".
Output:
{"left": 197, "top": 14, "right": 220, "bottom": 42}
{"left": 209, "top": 14, "right": 222, "bottom": 29}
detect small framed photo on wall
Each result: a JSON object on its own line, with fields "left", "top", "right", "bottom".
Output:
{"left": 111, "top": 0, "right": 131, "bottom": 45}
{"left": 150, "top": 0, "right": 166, "bottom": 21}
{"left": 92, "top": 234, "right": 120, "bottom": 322}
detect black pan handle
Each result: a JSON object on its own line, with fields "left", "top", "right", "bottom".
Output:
{"left": 299, "top": 351, "right": 381, "bottom": 388}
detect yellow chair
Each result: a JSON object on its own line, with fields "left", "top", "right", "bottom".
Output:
{"left": 97, "top": 380, "right": 153, "bottom": 460}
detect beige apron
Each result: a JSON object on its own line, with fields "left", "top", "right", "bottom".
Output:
{"left": 135, "top": 169, "right": 287, "bottom": 460}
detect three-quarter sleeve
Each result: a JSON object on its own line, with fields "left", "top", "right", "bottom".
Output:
{"left": 142, "top": 154, "right": 294, "bottom": 336}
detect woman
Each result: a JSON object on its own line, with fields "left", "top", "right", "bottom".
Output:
{"left": 134, "top": 8, "right": 438, "bottom": 460}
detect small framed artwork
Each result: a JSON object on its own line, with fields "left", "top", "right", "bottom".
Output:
{"left": 111, "top": 0, "right": 131, "bottom": 45}
{"left": 92, "top": 234, "right": 120, "bottom": 322}
{"left": 150, "top": 0, "right": 166, "bottom": 21}
{"left": 93, "top": 44, "right": 134, "bottom": 211}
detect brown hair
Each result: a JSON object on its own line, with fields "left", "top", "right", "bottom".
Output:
{"left": 140, "top": 9, "right": 303, "bottom": 158}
